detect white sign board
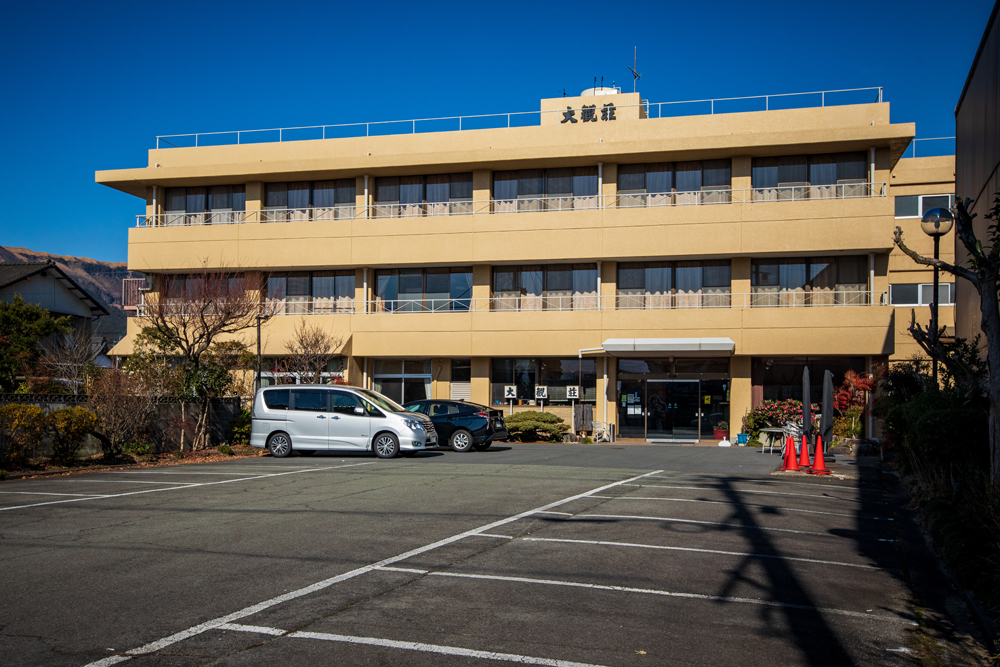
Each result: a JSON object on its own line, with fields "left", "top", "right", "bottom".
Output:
{"left": 535, "top": 386, "right": 548, "bottom": 400}
{"left": 566, "top": 386, "right": 580, "bottom": 400}
{"left": 504, "top": 385, "right": 518, "bottom": 399}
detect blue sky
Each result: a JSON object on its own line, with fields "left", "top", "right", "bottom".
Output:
{"left": 0, "top": 0, "right": 994, "bottom": 263}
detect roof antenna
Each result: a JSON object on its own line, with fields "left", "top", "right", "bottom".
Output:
{"left": 559, "top": 88, "right": 567, "bottom": 97}
{"left": 628, "top": 47, "right": 642, "bottom": 93}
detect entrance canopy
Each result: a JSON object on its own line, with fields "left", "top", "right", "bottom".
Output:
{"left": 600, "top": 338, "right": 735, "bottom": 357}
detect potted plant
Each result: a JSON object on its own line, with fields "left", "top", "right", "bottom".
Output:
{"left": 713, "top": 420, "right": 729, "bottom": 441}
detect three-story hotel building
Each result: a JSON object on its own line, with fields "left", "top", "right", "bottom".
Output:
{"left": 98, "top": 88, "right": 955, "bottom": 442}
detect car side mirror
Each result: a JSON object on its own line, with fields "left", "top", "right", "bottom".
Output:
{"left": 354, "top": 406, "right": 365, "bottom": 415}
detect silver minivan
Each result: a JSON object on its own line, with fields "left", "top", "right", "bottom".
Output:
{"left": 250, "top": 386, "right": 437, "bottom": 458}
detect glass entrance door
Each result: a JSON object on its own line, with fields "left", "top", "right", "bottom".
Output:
{"left": 618, "top": 380, "right": 702, "bottom": 441}
{"left": 646, "top": 380, "right": 701, "bottom": 441}
{"left": 617, "top": 380, "right": 645, "bottom": 439}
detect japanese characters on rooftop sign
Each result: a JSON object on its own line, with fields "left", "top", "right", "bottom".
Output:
{"left": 561, "top": 103, "right": 617, "bottom": 124}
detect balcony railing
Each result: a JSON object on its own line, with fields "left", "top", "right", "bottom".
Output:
{"left": 135, "top": 183, "right": 887, "bottom": 228}
{"left": 136, "top": 291, "right": 887, "bottom": 317}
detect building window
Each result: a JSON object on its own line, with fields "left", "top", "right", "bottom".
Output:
{"left": 491, "top": 358, "right": 596, "bottom": 405}
{"left": 374, "top": 268, "right": 472, "bottom": 312}
{"left": 492, "top": 264, "right": 598, "bottom": 311}
{"left": 492, "top": 167, "right": 601, "bottom": 212}
{"left": 754, "top": 357, "right": 865, "bottom": 403}
{"left": 372, "top": 173, "right": 473, "bottom": 217}
{"left": 267, "top": 271, "right": 355, "bottom": 314}
{"left": 373, "top": 359, "right": 431, "bottom": 404}
{"left": 751, "top": 256, "right": 868, "bottom": 306}
{"left": 889, "top": 283, "right": 954, "bottom": 306}
{"left": 260, "top": 357, "right": 345, "bottom": 386}
{"left": 751, "top": 152, "right": 868, "bottom": 200}
{"left": 163, "top": 185, "right": 246, "bottom": 225}
{"left": 263, "top": 180, "right": 356, "bottom": 222}
{"left": 617, "top": 261, "right": 731, "bottom": 308}
{"left": 450, "top": 359, "right": 472, "bottom": 401}
{"left": 616, "top": 160, "right": 732, "bottom": 207}
{"left": 894, "top": 193, "right": 955, "bottom": 218}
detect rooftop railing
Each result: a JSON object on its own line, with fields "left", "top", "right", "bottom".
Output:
{"left": 136, "top": 183, "right": 887, "bottom": 227}
{"left": 154, "top": 87, "right": 884, "bottom": 149}
{"left": 902, "top": 136, "right": 956, "bottom": 158}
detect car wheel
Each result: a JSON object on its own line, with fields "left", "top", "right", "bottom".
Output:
{"left": 267, "top": 432, "right": 292, "bottom": 458}
{"left": 374, "top": 433, "right": 400, "bottom": 459}
{"left": 473, "top": 440, "right": 492, "bottom": 451}
{"left": 449, "top": 429, "right": 473, "bottom": 452}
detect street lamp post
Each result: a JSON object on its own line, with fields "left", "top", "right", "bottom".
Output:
{"left": 920, "top": 207, "right": 955, "bottom": 387}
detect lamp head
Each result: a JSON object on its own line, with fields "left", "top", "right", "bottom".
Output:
{"left": 921, "top": 207, "right": 954, "bottom": 237}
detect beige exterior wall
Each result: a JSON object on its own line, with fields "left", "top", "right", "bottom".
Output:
{"left": 887, "top": 156, "right": 957, "bottom": 362}
{"left": 102, "top": 92, "right": 937, "bottom": 440}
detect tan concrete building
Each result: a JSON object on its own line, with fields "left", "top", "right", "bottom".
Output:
{"left": 97, "top": 87, "right": 953, "bottom": 441}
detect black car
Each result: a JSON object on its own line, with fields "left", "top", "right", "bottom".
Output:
{"left": 403, "top": 400, "right": 508, "bottom": 452}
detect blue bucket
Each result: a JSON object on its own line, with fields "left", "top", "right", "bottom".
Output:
{"left": 737, "top": 433, "right": 749, "bottom": 445}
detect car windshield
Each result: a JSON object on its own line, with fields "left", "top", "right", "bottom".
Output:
{"left": 357, "top": 388, "right": 406, "bottom": 413}
{"left": 404, "top": 404, "right": 423, "bottom": 413}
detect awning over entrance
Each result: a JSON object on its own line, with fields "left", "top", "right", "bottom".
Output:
{"left": 600, "top": 338, "right": 735, "bottom": 357}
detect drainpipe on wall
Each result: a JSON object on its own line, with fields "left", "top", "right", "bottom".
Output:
{"left": 364, "top": 174, "right": 369, "bottom": 219}
{"left": 869, "top": 146, "right": 875, "bottom": 195}
{"left": 152, "top": 185, "right": 157, "bottom": 224}
{"left": 597, "top": 162, "right": 603, "bottom": 208}
{"left": 868, "top": 253, "right": 875, "bottom": 305}
{"left": 363, "top": 267, "right": 368, "bottom": 314}
{"left": 596, "top": 260, "right": 602, "bottom": 310}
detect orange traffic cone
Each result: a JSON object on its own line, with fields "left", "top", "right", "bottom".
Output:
{"left": 810, "top": 435, "right": 831, "bottom": 475}
{"left": 782, "top": 435, "right": 799, "bottom": 471}
{"left": 798, "top": 434, "right": 811, "bottom": 469}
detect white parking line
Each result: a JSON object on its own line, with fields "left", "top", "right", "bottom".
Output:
{"left": 520, "top": 537, "right": 879, "bottom": 569}
{"left": 536, "top": 511, "right": 573, "bottom": 516}
{"left": 108, "top": 471, "right": 281, "bottom": 476}
{"left": 216, "top": 623, "right": 285, "bottom": 636}
{"left": 82, "top": 469, "right": 664, "bottom": 666}
{"left": 624, "top": 483, "right": 863, "bottom": 503}
{"left": 0, "top": 491, "right": 109, "bottom": 497}
{"left": 0, "top": 462, "right": 376, "bottom": 512}
{"left": 60, "top": 480, "right": 202, "bottom": 485}
{"left": 290, "top": 630, "right": 612, "bottom": 667}
{"left": 475, "top": 534, "right": 513, "bottom": 539}
{"left": 648, "top": 475, "right": 881, "bottom": 494}
{"left": 425, "top": 571, "right": 900, "bottom": 621}
{"left": 566, "top": 513, "right": 835, "bottom": 537}
{"left": 590, "top": 495, "right": 890, "bottom": 520}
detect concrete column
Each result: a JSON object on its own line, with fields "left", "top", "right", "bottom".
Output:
{"left": 246, "top": 182, "right": 264, "bottom": 223}
{"left": 601, "top": 261, "right": 616, "bottom": 309}
{"left": 473, "top": 169, "right": 491, "bottom": 213}
{"left": 355, "top": 176, "right": 367, "bottom": 215}
{"left": 355, "top": 268, "right": 367, "bottom": 312}
{"left": 345, "top": 355, "right": 363, "bottom": 388}
{"left": 731, "top": 257, "right": 751, "bottom": 307}
{"left": 604, "top": 356, "right": 618, "bottom": 433}
{"left": 729, "top": 356, "right": 752, "bottom": 436}
{"left": 471, "top": 357, "right": 491, "bottom": 405}
{"left": 873, "top": 253, "right": 889, "bottom": 304}
{"left": 731, "top": 156, "right": 751, "bottom": 199}
{"left": 433, "top": 358, "right": 451, "bottom": 399}
{"left": 602, "top": 162, "right": 617, "bottom": 206}
{"left": 472, "top": 264, "right": 491, "bottom": 309}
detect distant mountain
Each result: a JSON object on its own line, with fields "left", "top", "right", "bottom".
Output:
{"left": 0, "top": 246, "right": 134, "bottom": 343}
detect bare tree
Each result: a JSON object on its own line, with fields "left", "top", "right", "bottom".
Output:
{"left": 38, "top": 325, "right": 98, "bottom": 395}
{"left": 87, "top": 369, "right": 156, "bottom": 460}
{"left": 280, "top": 320, "right": 344, "bottom": 384}
{"left": 138, "top": 265, "right": 273, "bottom": 450}
{"left": 894, "top": 194, "right": 1000, "bottom": 482}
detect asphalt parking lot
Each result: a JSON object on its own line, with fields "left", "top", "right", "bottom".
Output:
{"left": 0, "top": 444, "right": 987, "bottom": 666}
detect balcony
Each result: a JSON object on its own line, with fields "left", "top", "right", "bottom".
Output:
{"left": 134, "top": 184, "right": 887, "bottom": 228}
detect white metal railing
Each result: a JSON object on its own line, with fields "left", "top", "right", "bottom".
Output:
{"left": 135, "top": 184, "right": 888, "bottom": 227}
{"left": 136, "top": 291, "right": 887, "bottom": 317}
{"left": 154, "top": 87, "right": 884, "bottom": 148}
{"left": 369, "top": 298, "right": 472, "bottom": 313}
{"left": 903, "top": 137, "right": 956, "bottom": 159}
{"left": 138, "top": 299, "right": 355, "bottom": 317}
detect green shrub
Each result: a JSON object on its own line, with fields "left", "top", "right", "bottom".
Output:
{"left": 48, "top": 407, "right": 98, "bottom": 465}
{"left": 122, "top": 441, "right": 152, "bottom": 457}
{"left": 218, "top": 444, "right": 234, "bottom": 456}
{"left": 0, "top": 404, "right": 48, "bottom": 467}
{"left": 832, "top": 405, "right": 863, "bottom": 439}
{"left": 581, "top": 436, "right": 593, "bottom": 444}
{"left": 0, "top": 469, "right": 7, "bottom": 480}
{"left": 504, "top": 411, "right": 569, "bottom": 442}
{"left": 229, "top": 408, "right": 251, "bottom": 445}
